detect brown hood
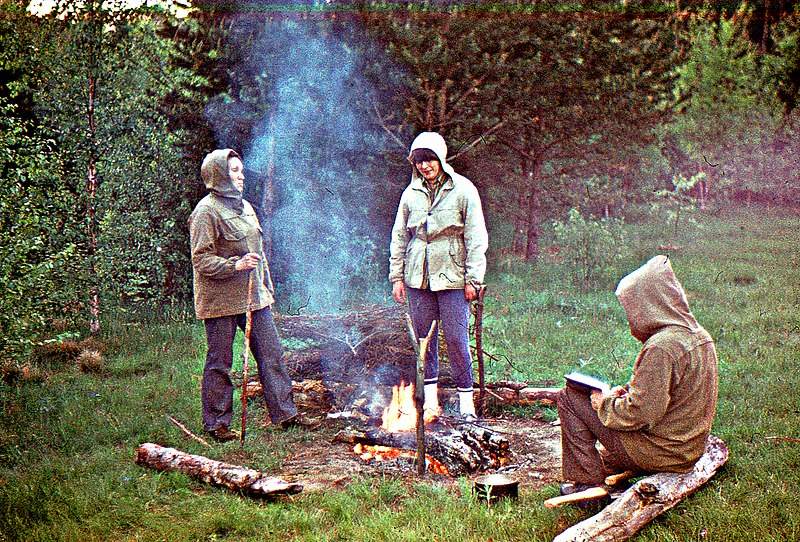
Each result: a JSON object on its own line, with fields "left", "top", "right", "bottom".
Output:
{"left": 201, "top": 149, "right": 243, "bottom": 214}
{"left": 615, "top": 255, "right": 700, "bottom": 342}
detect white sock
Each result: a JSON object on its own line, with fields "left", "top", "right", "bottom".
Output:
{"left": 459, "top": 390, "right": 476, "bottom": 416}
{"left": 423, "top": 383, "right": 439, "bottom": 410}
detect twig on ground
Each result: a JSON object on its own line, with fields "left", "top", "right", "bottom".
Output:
{"left": 166, "top": 415, "right": 214, "bottom": 449}
{"left": 766, "top": 436, "right": 800, "bottom": 443}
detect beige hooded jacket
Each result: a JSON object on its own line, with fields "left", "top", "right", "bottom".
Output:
{"left": 597, "top": 255, "right": 718, "bottom": 472}
{"left": 189, "top": 149, "right": 275, "bottom": 319}
{"left": 388, "top": 132, "right": 488, "bottom": 291}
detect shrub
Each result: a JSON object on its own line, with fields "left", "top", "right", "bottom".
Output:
{"left": 553, "top": 208, "right": 627, "bottom": 291}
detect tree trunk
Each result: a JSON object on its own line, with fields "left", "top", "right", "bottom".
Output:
{"left": 525, "top": 167, "right": 541, "bottom": 264}
{"left": 553, "top": 435, "right": 729, "bottom": 542}
{"left": 86, "top": 16, "right": 100, "bottom": 335}
{"left": 135, "top": 443, "right": 303, "bottom": 497}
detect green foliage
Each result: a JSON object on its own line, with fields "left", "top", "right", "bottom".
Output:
{"left": 553, "top": 208, "right": 627, "bottom": 291}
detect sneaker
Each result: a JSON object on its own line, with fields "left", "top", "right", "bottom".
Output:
{"left": 207, "top": 425, "right": 240, "bottom": 442}
{"left": 460, "top": 413, "right": 478, "bottom": 423}
{"left": 280, "top": 414, "right": 320, "bottom": 430}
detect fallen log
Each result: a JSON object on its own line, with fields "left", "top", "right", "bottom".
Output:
{"left": 552, "top": 435, "right": 729, "bottom": 542}
{"left": 135, "top": 443, "right": 303, "bottom": 497}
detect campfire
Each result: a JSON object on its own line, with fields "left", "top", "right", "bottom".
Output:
{"left": 381, "top": 381, "right": 417, "bottom": 432}
{"left": 334, "top": 380, "right": 512, "bottom": 477}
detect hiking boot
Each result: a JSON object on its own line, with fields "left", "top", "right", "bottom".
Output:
{"left": 207, "top": 425, "right": 240, "bottom": 442}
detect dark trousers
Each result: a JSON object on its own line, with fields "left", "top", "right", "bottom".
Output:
{"left": 202, "top": 306, "right": 296, "bottom": 431}
{"left": 557, "top": 386, "right": 641, "bottom": 485}
{"left": 407, "top": 287, "right": 473, "bottom": 391}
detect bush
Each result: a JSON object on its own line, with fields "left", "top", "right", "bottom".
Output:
{"left": 553, "top": 208, "right": 627, "bottom": 291}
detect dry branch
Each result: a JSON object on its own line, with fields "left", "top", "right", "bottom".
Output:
{"left": 165, "top": 415, "right": 214, "bottom": 449}
{"left": 135, "top": 443, "right": 303, "bottom": 497}
{"left": 552, "top": 435, "right": 729, "bottom": 542}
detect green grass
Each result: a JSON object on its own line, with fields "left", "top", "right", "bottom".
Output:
{"left": 2, "top": 204, "right": 800, "bottom": 541}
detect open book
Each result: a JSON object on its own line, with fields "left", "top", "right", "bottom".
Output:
{"left": 564, "top": 372, "right": 610, "bottom": 394}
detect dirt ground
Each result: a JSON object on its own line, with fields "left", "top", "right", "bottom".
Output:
{"left": 271, "top": 413, "right": 563, "bottom": 494}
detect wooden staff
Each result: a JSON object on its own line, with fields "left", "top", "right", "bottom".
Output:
{"left": 406, "top": 314, "right": 437, "bottom": 477}
{"left": 416, "top": 320, "right": 437, "bottom": 476}
{"left": 240, "top": 271, "right": 255, "bottom": 447}
{"left": 474, "top": 285, "right": 487, "bottom": 417}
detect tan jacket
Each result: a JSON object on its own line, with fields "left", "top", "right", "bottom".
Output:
{"left": 388, "top": 132, "right": 488, "bottom": 291}
{"left": 189, "top": 150, "right": 274, "bottom": 319}
{"left": 597, "top": 256, "right": 718, "bottom": 472}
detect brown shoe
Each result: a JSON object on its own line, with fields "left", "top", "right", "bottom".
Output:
{"left": 207, "top": 425, "right": 240, "bottom": 442}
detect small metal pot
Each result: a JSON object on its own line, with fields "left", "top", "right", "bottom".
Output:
{"left": 473, "top": 474, "right": 519, "bottom": 503}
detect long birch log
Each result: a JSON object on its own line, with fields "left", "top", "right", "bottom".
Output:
{"left": 553, "top": 435, "right": 729, "bottom": 542}
{"left": 135, "top": 443, "right": 303, "bottom": 497}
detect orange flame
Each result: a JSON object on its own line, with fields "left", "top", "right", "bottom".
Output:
{"left": 353, "top": 443, "right": 449, "bottom": 475}
{"left": 381, "top": 381, "right": 418, "bottom": 432}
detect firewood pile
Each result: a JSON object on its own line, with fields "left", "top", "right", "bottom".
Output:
{"left": 333, "top": 419, "right": 511, "bottom": 476}
{"left": 274, "top": 305, "right": 418, "bottom": 387}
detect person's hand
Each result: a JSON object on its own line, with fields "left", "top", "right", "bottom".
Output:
{"left": 609, "top": 385, "right": 628, "bottom": 398}
{"left": 392, "top": 281, "right": 407, "bottom": 303}
{"left": 235, "top": 252, "right": 261, "bottom": 272}
{"left": 465, "top": 284, "right": 479, "bottom": 301}
{"left": 590, "top": 389, "right": 604, "bottom": 411}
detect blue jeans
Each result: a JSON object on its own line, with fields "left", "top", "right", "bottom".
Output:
{"left": 406, "top": 287, "right": 473, "bottom": 392}
{"left": 202, "top": 306, "right": 296, "bottom": 431}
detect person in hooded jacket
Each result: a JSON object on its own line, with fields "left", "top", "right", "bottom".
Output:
{"left": 556, "top": 255, "right": 718, "bottom": 496}
{"left": 389, "top": 132, "right": 489, "bottom": 422}
{"left": 190, "top": 149, "right": 300, "bottom": 441}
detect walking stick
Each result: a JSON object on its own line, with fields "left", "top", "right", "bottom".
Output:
{"left": 240, "top": 271, "right": 255, "bottom": 447}
{"left": 406, "top": 314, "right": 437, "bottom": 477}
{"left": 475, "top": 285, "right": 487, "bottom": 417}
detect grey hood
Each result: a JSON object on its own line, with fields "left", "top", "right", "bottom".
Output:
{"left": 201, "top": 149, "right": 243, "bottom": 214}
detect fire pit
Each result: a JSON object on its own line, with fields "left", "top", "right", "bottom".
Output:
{"left": 333, "top": 381, "right": 511, "bottom": 476}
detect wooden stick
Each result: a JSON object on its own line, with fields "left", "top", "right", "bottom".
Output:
{"left": 166, "top": 415, "right": 214, "bottom": 449}
{"left": 766, "top": 436, "right": 800, "bottom": 443}
{"left": 544, "top": 486, "right": 609, "bottom": 509}
{"left": 240, "top": 272, "right": 255, "bottom": 447}
{"left": 474, "top": 285, "right": 487, "bottom": 417}
{"left": 415, "top": 320, "right": 438, "bottom": 477}
{"left": 605, "top": 470, "right": 637, "bottom": 486}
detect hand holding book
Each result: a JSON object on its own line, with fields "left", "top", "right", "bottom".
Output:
{"left": 564, "top": 372, "right": 611, "bottom": 394}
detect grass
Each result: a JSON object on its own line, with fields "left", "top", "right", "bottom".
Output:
{"left": 2, "top": 204, "right": 800, "bottom": 541}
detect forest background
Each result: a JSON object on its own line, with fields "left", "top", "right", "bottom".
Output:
{"left": 2, "top": 0, "right": 799, "bottom": 362}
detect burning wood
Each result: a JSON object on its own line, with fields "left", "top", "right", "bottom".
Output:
{"left": 334, "top": 417, "right": 510, "bottom": 477}
{"left": 354, "top": 443, "right": 449, "bottom": 475}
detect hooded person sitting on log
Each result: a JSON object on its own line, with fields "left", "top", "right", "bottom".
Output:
{"left": 557, "top": 255, "right": 719, "bottom": 498}
{"left": 389, "top": 132, "right": 489, "bottom": 422}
